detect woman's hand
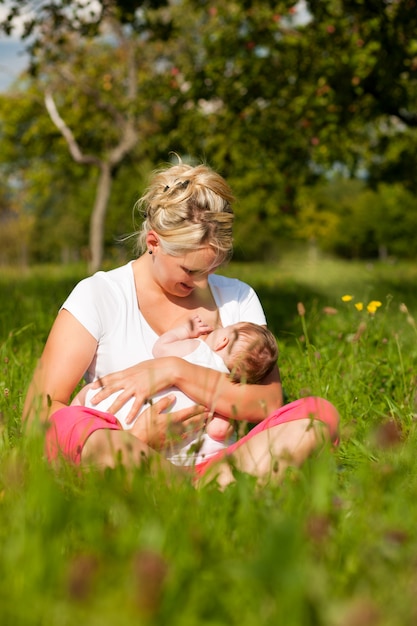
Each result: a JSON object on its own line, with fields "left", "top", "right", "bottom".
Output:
{"left": 129, "top": 394, "right": 207, "bottom": 450}
{"left": 90, "top": 355, "right": 283, "bottom": 426}
{"left": 90, "top": 357, "right": 186, "bottom": 424}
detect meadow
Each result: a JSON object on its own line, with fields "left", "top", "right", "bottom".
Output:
{"left": 1, "top": 249, "right": 417, "bottom": 626}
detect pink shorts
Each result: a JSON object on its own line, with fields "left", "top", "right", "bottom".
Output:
{"left": 194, "top": 396, "right": 340, "bottom": 477}
{"left": 45, "top": 406, "right": 122, "bottom": 465}
{"left": 45, "top": 396, "right": 340, "bottom": 472}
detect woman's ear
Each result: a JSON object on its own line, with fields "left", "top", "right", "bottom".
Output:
{"left": 146, "top": 230, "right": 159, "bottom": 252}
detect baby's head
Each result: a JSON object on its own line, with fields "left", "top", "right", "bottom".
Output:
{"left": 207, "top": 322, "right": 278, "bottom": 383}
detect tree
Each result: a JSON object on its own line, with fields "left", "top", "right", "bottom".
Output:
{"left": 0, "top": 173, "right": 34, "bottom": 266}
{"left": 178, "top": 0, "right": 417, "bottom": 186}
{"left": 3, "top": 1, "right": 304, "bottom": 264}
{"left": 296, "top": 0, "right": 417, "bottom": 181}
{"left": 295, "top": 177, "right": 417, "bottom": 260}
{"left": 0, "top": 0, "right": 180, "bottom": 271}
{"left": 41, "top": 33, "right": 139, "bottom": 272}
{"left": 2, "top": 0, "right": 417, "bottom": 263}
{"left": 307, "top": 0, "right": 417, "bottom": 123}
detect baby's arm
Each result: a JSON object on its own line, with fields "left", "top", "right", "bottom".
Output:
{"left": 153, "top": 315, "right": 213, "bottom": 358}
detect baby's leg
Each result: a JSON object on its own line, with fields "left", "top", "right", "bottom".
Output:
{"left": 205, "top": 415, "right": 234, "bottom": 442}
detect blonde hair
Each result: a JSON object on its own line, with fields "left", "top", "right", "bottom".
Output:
{"left": 135, "top": 160, "right": 235, "bottom": 264}
{"left": 226, "top": 323, "right": 278, "bottom": 384}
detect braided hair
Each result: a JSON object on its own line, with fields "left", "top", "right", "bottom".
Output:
{"left": 135, "top": 160, "right": 235, "bottom": 265}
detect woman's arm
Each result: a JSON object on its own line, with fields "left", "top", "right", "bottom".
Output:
{"left": 92, "top": 358, "right": 283, "bottom": 424}
{"left": 173, "top": 360, "right": 283, "bottom": 423}
{"left": 23, "top": 310, "right": 209, "bottom": 456}
{"left": 23, "top": 309, "right": 98, "bottom": 424}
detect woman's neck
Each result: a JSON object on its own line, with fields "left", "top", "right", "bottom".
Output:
{"left": 132, "top": 256, "right": 219, "bottom": 335}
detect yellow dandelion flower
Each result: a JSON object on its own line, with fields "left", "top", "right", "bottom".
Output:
{"left": 367, "top": 301, "right": 382, "bottom": 314}
{"left": 354, "top": 302, "right": 363, "bottom": 311}
{"left": 342, "top": 295, "right": 353, "bottom": 302}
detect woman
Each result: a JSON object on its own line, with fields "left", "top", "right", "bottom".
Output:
{"left": 23, "top": 160, "right": 339, "bottom": 488}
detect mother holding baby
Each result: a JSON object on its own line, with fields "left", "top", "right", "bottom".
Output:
{"left": 23, "top": 159, "right": 339, "bottom": 488}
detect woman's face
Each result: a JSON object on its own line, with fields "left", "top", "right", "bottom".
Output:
{"left": 152, "top": 246, "right": 220, "bottom": 297}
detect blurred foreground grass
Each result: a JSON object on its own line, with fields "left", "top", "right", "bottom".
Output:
{"left": 1, "top": 251, "right": 417, "bottom": 625}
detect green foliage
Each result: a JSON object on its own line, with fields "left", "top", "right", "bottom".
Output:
{"left": 0, "top": 88, "right": 93, "bottom": 263}
{"left": 2, "top": 255, "right": 417, "bottom": 624}
{"left": 295, "top": 178, "right": 417, "bottom": 260}
{"left": 1, "top": 0, "right": 417, "bottom": 264}
{"left": 367, "top": 127, "right": 417, "bottom": 194}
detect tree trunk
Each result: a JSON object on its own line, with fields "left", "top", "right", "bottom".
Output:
{"left": 89, "top": 162, "right": 113, "bottom": 274}
{"left": 44, "top": 49, "right": 139, "bottom": 275}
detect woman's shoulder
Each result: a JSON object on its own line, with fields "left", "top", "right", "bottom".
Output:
{"left": 209, "top": 273, "right": 257, "bottom": 306}
{"left": 90, "top": 261, "right": 134, "bottom": 286}
{"left": 209, "top": 273, "right": 252, "bottom": 294}
{"left": 76, "top": 261, "right": 134, "bottom": 295}
{"left": 61, "top": 262, "right": 136, "bottom": 338}
{"left": 64, "top": 262, "right": 135, "bottom": 308}
{"left": 209, "top": 273, "right": 266, "bottom": 325}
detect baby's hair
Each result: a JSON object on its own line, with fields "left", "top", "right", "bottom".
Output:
{"left": 135, "top": 157, "right": 235, "bottom": 266}
{"left": 228, "top": 323, "right": 278, "bottom": 384}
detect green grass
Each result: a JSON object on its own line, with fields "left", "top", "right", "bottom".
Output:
{"left": 1, "top": 251, "right": 417, "bottom": 625}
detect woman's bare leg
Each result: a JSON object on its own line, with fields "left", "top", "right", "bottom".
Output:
{"left": 198, "top": 418, "right": 330, "bottom": 489}
{"left": 81, "top": 429, "right": 180, "bottom": 477}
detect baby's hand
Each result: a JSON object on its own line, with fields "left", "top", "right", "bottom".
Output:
{"left": 189, "top": 315, "right": 213, "bottom": 338}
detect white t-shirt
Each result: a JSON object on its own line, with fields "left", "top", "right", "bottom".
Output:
{"left": 62, "top": 261, "right": 267, "bottom": 464}
{"left": 84, "top": 341, "right": 230, "bottom": 465}
{"left": 85, "top": 340, "right": 229, "bottom": 426}
{"left": 62, "top": 261, "right": 267, "bottom": 383}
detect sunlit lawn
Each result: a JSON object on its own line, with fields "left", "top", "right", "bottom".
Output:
{"left": 1, "top": 249, "right": 417, "bottom": 625}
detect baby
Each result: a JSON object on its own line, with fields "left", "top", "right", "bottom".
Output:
{"left": 72, "top": 316, "right": 278, "bottom": 465}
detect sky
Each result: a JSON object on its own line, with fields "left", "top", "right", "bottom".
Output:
{"left": 0, "top": 37, "right": 28, "bottom": 91}
{"left": 0, "top": 0, "right": 29, "bottom": 93}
